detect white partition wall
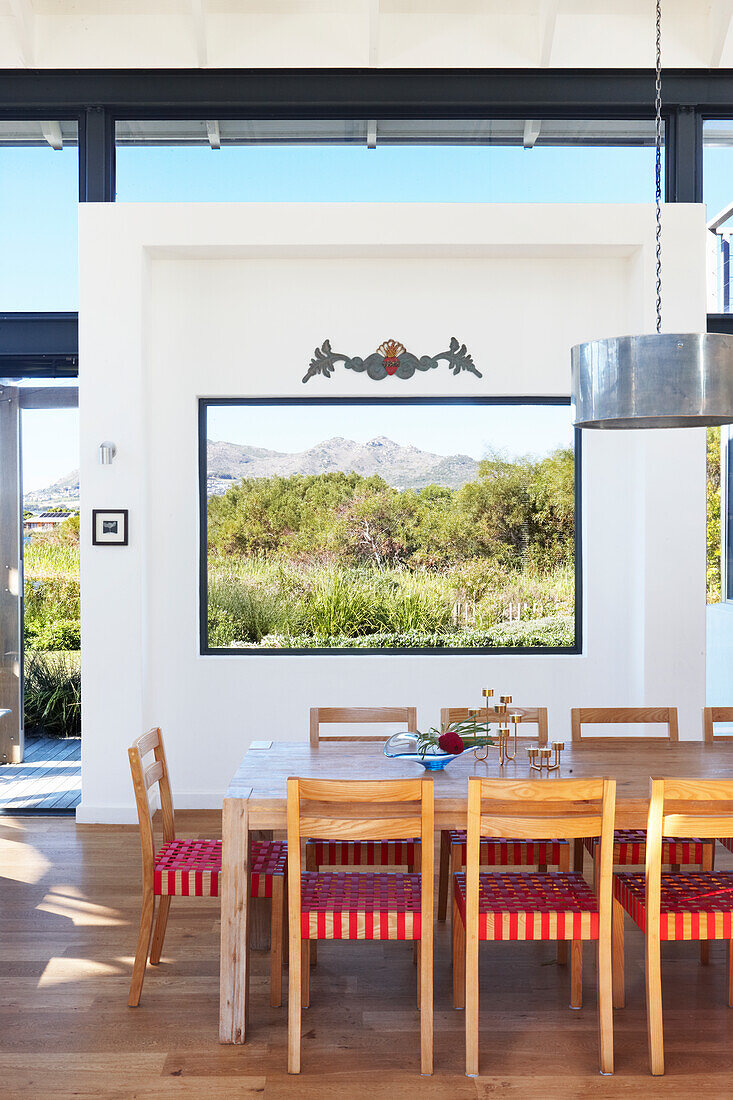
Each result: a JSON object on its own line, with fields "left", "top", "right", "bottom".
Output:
{"left": 77, "top": 203, "right": 707, "bottom": 821}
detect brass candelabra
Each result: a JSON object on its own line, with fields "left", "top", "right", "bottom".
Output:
{"left": 527, "top": 742, "right": 565, "bottom": 773}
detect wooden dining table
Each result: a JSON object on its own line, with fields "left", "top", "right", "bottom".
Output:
{"left": 219, "top": 737, "right": 733, "bottom": 1043}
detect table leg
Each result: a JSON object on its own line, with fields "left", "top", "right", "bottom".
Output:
{"left": 220, "top": 794, "right": 251, "bottom": 1043}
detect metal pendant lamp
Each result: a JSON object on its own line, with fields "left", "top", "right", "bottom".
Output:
{"left": 571, "top": 0, "right": 733, "bottom": 429}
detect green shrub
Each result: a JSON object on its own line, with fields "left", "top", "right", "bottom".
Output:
{"left": 24, "top": 652, "right": 81, "bottom": 738}
{"left": 26, "top": 618, "right": 81, "bottom": 652}
{"left": 248, "top": 615, "right": 575, "bottom": 649}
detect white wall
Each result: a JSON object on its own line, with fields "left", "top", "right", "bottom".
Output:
{"left": 77, "top": 202, "right": 708, "bottom": 821}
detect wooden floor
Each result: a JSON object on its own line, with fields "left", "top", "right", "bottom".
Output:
{"left": 0, "top": 737, "right": 81, "bottom": 812}
{"left": 3, "top": 811, "right": 733, "bottom": 1098}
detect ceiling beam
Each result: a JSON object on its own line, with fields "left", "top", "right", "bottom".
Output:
{"left": 190, "top": 0, "right": 208, "bottom": 68}
{"left": 8, "top": 0, "right": 35, "bottom": 68}
{"left": 711, "top": 0, "right": 733, "bottom": 67}
{"left": 5, "top": 69, "right": 733, "bottom": 118}
{"left": 206, "top": 119, "right": 221, "bottom": 149}
{"left": 40, "top": 120, "right": 63, "bottom": 150}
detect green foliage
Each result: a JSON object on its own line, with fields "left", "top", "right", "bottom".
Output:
{"left": 707, "top": 426, "right": 722, "bottom": 604}
{"left": 207, "top": 452, "right": 575, "bottom": 573}
{"left": 24, "top": 651, "right": 81, "bottom": 738}
{"left": 24, "top": 542, "right": 81, "bottom": 652}
{"left": 250, "top": 616, "right": 575, "bottom": 650}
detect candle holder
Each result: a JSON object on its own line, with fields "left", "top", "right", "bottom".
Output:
{"left": 527, "top": 741, "right": 564, "bottom": 773}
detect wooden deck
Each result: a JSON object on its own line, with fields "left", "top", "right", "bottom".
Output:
{"left": 2, "top": 811, "right": 733, "bottom": 1096}
{"left": 0, "top": 736, "right": 81, "bottom": 812}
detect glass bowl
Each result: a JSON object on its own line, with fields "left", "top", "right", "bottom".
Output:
{"left": 383, "top": 732, "right": 463, "bottom": 772}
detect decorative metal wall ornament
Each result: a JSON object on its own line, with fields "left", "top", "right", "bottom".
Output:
{"left": 302, "top": 336, "right": 481, "bottom": 383}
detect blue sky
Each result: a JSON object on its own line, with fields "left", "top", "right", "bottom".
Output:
{"left": 207, "top": 403, "right": 573, "bottom": 468}
{"left": 4, "top": 132, "right": 732, "bottom": 489}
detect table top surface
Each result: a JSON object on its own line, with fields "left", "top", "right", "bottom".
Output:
{"left": 226, "top": 739, "right": 733, "bottom": 829}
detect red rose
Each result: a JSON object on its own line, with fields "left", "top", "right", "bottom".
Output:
{"left": 438, "top": 730, "right": 464, "bottom": 755}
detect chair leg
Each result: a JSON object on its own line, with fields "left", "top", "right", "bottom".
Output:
{"left": 128, "top": 889, "right": 155, "bottom": 1007}
{"left": 597, "top": 936, "right": 614, "bottom": 1076}
{"left": 570, "top": 940, "right": 583, "bottom": 1009}
{"left": 270, "top": 878, "right": 283, "bottom": 1008}
{"left": 305, "top": 844, "right": 317, "bottom": 967}
{"left": 287, "top": 935, "right": 302, "bottom": 1073}
{"left": 645, "top": 929, "right": 664, "bottom": 1076}
{"left": 557, "top": 844, "right": 570, "bottom": 965}
{"left": 612, "top": 899, "right": 625, "bottom": 1009}
{"left": 452, "top": 899, "right": 465, "bottom": 1010}
{"left": 416, "top": 942, "right": 421, "bottom": 1008}
{"left": 301, "top": 941, "right": 310, "bottom": 1008}
{"left": 728, "top": 941, "right": 733, "bottom": 1008}
{"left": 148, "top": 894, "right": 170, "bottom": 966}
{"left": 701, "top": 843, "right": 714, "bottom": 965}
{"left": 574, "top": 839, "right": 584, "bottom": 874}
{"left": 438, "top": 830, "right": 451, "bottom": 922}
{"left": 420, "top": 930, "right": 434, "bottom": 1075}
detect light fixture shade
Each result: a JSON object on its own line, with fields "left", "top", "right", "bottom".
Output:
{"left": 571, "top": 332, "right": 733, "bottom": 428}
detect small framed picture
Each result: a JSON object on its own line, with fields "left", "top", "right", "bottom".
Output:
{"left": 92, "top": 509, "right": 129, "bottom": 546}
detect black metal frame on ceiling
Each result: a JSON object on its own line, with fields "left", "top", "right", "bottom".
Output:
{"left": 1, "top": 67, "right": 733, "bottom": 202}
{"left": 2, "top": 66, "right": 733, "bottom": 374}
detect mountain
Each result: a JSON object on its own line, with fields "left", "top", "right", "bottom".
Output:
{"left": 25, "top": 469, "right": 80, "bottom": 510}
{"left": 207, "top": 435, "right": 478, "bottom": 494}
{"left": 24, "top": 436, "right": 480, "bottom": 508}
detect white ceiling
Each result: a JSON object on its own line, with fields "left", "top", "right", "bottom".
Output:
{"left": 0, "top": 0, "right": 731, "bottom": 70}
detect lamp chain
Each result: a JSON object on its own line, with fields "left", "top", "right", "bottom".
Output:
{"left": 655, "top": 0, "right": 662, "bottom": 334}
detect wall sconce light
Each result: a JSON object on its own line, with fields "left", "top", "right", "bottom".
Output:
{"left": 98, "top": 441, "right": 117, "bottom": 465}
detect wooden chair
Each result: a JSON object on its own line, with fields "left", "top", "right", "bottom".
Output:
{"left": 128, "top": 727, "right": 287, "bottom": 1007}
{"left": 612, "top": 778, "right": 733, "bottom": 1075}
{"left": 703, "top": 706, "right": 733, "bottom": 742}
{"left": 437, "top": 706, "right": 563, "bottom": 926}
{"left": 286, "top": 777, "right": 434, "bottom": 1075}
{"left": 307, "top": 707, "right": 420, "bottom": 872}
{"left": 453, "top": 776, "right": 616, "bottom": 1077}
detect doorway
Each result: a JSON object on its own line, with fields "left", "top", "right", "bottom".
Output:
{"left": 0, "top": 383, "right": 80, "bottom": 811}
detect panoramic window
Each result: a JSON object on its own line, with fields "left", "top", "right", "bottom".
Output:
{"left": 116, "top": 118, "right": 659, "bottom": 204}
{"left": 704, "top": 121, "right": 733, "bottom": 313}
{"left": 200, "top": 399, "right": 579, "bottom": 654}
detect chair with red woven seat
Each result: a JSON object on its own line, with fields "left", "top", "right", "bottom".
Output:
{"left": 287, "top": 776, "right": 434, "bottom": 1074}
{"left": 453, "top": 776, "right": 616, "bottom": 1077}
{"left": 437, "top": 706, "right": 566, "bottom": 925}
{"left": 612, "top": 777, "right": 733, "bottom": 1075}
{"left": 128, "top": 727, "right": 287, "bottom": 1007}
{"left": 307, "top": 708, "right": 421, "bottom": 873}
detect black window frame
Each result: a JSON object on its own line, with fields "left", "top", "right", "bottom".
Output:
{"left": 198, "top": 395, "right": 583, "bottom": 656}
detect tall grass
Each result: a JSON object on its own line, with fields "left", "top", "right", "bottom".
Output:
{"left": 207, "top": 555, "right": 574, "bottom": 648}
{"left": 24, "top": 651, "right": 81, "bottom": 739}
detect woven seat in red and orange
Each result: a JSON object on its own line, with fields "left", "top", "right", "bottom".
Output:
{"left": 454, "top": 870, "right": 600, "bottom": 940}
{"left": 154, "top": 838, "right": 286, "bottom": 898}
{"left": 614, "top": 870, "right": 733, "bottom": 940}
{"left": 583, "top": 829, "right": 712, "bottom": 868}
{"left": 128, "top": 727, "right": 287, "bottom": 1009}
{"left": 301, "top": 870, "right": 421, "bottom": 940}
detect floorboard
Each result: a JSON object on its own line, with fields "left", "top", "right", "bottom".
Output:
{"left": 0, "top": 737, "right": 81, "bottom": 812}
{"left": 2, "top": 812, "right": 733, "bottom": 1097}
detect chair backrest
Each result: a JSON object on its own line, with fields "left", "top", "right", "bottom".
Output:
{"left": 441, "top": 705, "right": 548, "bottom": 745}
{"left": 286, "top": 777, "right": 434, "bottom": 934}
{"left": 645, "top": 777, "right": 733, "bottom": 910}
{"left": 128, "top": 727, "right": 175, "bottom": 884}
{"left": 309, "top": 706, "right": 418, "bottom": 746}
{"left": 465, "top": 775, "right": 616, "bottom": 921}
{"left": 571, "top": 707, "right": 679, "bottom": 745}
{"left": 703, "top": 706, "right": 733, "bottom": 743}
